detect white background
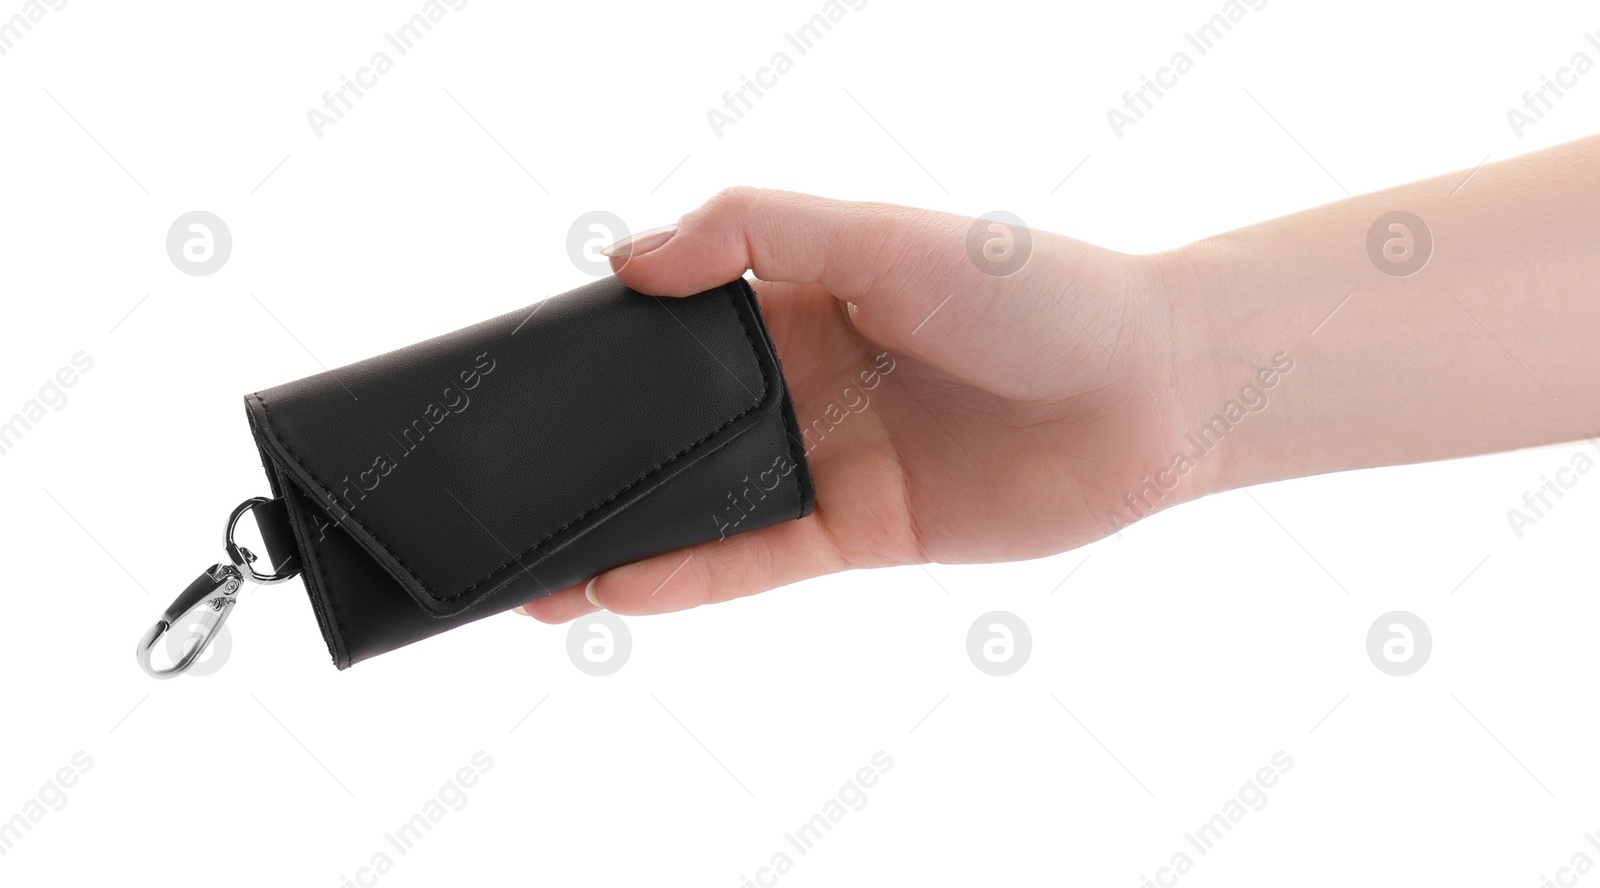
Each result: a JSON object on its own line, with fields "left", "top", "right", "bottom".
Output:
{"left": 2, "top": 1, "right": 1598, "bottom": 885}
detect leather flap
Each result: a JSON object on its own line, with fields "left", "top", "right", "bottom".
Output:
{"left": 243, "top": 277, "right": 787, "bottom": 617}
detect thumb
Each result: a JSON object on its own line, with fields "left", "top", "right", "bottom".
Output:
{"left": 602, "top": 187, "right": 970, "bottom": 310}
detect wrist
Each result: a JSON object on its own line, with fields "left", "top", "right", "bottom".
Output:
{"left": 1149, "top": 235, "right": 1301, "bottom": 501}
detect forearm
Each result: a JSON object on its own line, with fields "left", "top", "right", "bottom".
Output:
{"left": 1162, "top": 134, "right": 1600, "bottom": 496}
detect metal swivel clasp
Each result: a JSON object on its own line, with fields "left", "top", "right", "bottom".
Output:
{"left": 134, "top": 497, "right": 300, "bottom": 678}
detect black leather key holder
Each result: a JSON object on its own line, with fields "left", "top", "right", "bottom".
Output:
{"left": 135, "top": 276, "right": 816, "bottom": 676}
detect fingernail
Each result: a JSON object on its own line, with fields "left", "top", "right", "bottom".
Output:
{"left": 512, "top": 605, "right": 528, "bottom": 616}
{"left": 584, "top": 577, "right": 602, "bottom": 608}
{"left": 601, "top": 224, "right": 677, "bottom": 258}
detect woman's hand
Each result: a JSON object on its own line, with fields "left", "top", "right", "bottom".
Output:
{"left": 524, "top": 137, "right": 1600, "bottom": 622}
{"left": 520, "top": 187, "right": 1194, "bottom": 622}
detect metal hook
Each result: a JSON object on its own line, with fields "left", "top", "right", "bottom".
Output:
{"left": 135, "top": 563, "right": 243, "bottom": 679}
{"left": 135, "top": 497, "right": 301, "bottom": 678}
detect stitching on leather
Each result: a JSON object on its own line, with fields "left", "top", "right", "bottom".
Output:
{"left": 790, "top": 449, "right": 806, "bottom": 521}
{"left": 453, "top": 293, "right": 768, "bottom": 597}
{"left": 301, "top": 495, "right": 351, "bottom": 667}
{"left": 778, "top": 397, "right": 808, "bottom": 523}
{"left": 776, "top": 387, "right": 810, "bottom": 522}
{"left": 754, "top": 281, "right": 812, "bottom": 524}
{"left": 247, "top": 406, "right": 349, "bottom": 666}
{"left": 252, "top": 287, "right": 772, "bottom": 607}
{"left": 256, "top": 390, "right": 455, "bottom": 604}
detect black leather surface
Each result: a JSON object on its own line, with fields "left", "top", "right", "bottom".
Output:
{"left": 250, "top": 496, "right": 302, "bottom": 578}
{"left": 244, "top": 276, "right": 815, "bottom": 668}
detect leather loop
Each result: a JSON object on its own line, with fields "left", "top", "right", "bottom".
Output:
{"left": 252, "top": 496, "right": 303, "bottom": 578}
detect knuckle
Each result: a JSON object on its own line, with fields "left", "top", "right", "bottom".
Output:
{"left": 685, "top": 551, "right": 718, "bottom": 608}
{"left": 746, "top": 533, "right": 778, "bottom": 594}
{"left": 706, "top": 185, "right": 762, "bottom": 215}
{"left": 701, "top": 535, "right": 774, "bottom": 602}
